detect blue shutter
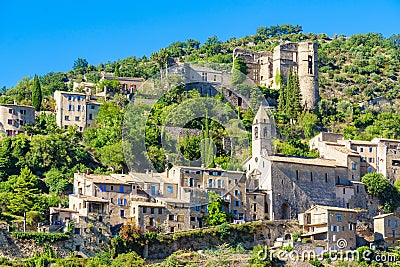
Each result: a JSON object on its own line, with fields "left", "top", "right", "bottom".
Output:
{"left": 123, "top": 199, "right": 127, "bottom": 206}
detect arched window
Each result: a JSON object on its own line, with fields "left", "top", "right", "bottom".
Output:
{"left": 254, "top": 127, "right": 258, "bottom": 139}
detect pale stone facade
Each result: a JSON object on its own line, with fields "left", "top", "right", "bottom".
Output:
{"left": 245, "top": 105, "right": 367, "bottom": 221}
{"left": 0, "top": 104, "right": 35, "bottom": 136}
{"left": 54, "top": 91, "right": 101, "bottom": 131}
{"left": 299, "top": 205, "right": 357, "bottom": 251}
{"left": 311, "top": 132, "right": 400, "bottom": 183}
{"left": 373, "top": 213, "right": 400, "bottom": 246}
{"left": 233, "top": 41, "right": 319, "bottom": 110}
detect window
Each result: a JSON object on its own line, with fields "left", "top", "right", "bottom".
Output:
{"left": 158, "top": 208, "right": 163, "bottom": 214}
{"left": 332, "top": 235, "right": 337, "bottom": 242}
{"left": 396, "top": 220, "right": 399, "bottom": 228}
{"left": 361, "top": 157, "right": 366, "bottom": 162}
{"left": 7, "top": 119, "right": 12, "bottom": 125}
{"left": 167, "top": 186, "right": 173, "bottom": 194}
{"left": 325, "top": 173, "right": 328, "bottom": 183}
{"left": 89, "top": 114, "right": 93, "bottom": 120}
{"left": 123, "top": 199, "right": 127, "bottom": 206}
{"left": 296, "top": 170, "right": 299, "bottom": 180}
{"left": 393, "top": 229, "right": 396, "bottom": 238}
{"left": 343, "top": 188, "right": 346, "bottom": 194}
{"left": 367, "top": 167, "right": 373, "bottom": 173}
{"left": 65, "top": 116, "right": 69, "bottom": 121}
{"left": 119, "top": 186, "right": 124, "bottom": 193}
{"left": 234, "top": 200, "right": 241, "bottom": 207}
{"left": 75, "top": 117, "right": 80, "bottom": 121}
{"left": 74, "top": 228, "right": 81, "bottom": 234}
{"left": 8, "top": 109, "right": 12, "bottom": 114}
{"left": 202, "top": 72, "right": 207, "bottom": 81}
{"left": 68, "top": 95, "right": 72, "bottom": 101}
{"left": 360, "top": 147, "right": 364, "bottom": 152}
{"left": 357, "top": 186, "right": 359, "bottom": 193}
{"left": 99, "top": 185, "right": 103, "bottom": 192}
{"left": 369, "top": 158, "right": 374, "bottom": 163}
{"left": 68, "top": 105, "right": 74, "bottom": 111}
{"left": 142, "top": 207, "right": 147, "bottom": 213}
{"left": 120, "top": 210, "right": 125, "bottom": 217}
{"left": 388, "top": 219, "right": 392, "bottom": 227}
{"left": 117, "top": 198, "right": 122, "bottom": 205}
{"left": 234, "top": 190, "right": 241, "bottom": 196}
{"left": 337, "top": 215, "right": 342, "bottom": 222}
{"left": 169, "top": 215, "right": 174, "bottom": 221}
{"left": 77, "top": 105, "right": 81, "bottom": 111}
{"left": 352, "top": 163, "right": 357, "bottom": 170}
{"left": 369, "top": 147, "right": 373, "bottom": 152}
{"left": 253, "top": 203, "right": 257, "bottom": 212}
{"left": 331, "top": 225, "right": 339, "bottom": 232}
{"left": 151, "top": 208, "right": 155, "bottom": 214}
{"left": 213, "top": 75, "right": 217, "bottom": 81}
{"left": 110, "top": 186, "right": 114, "bottom": 190}
{"left": 188, "top": 177, "right": 195, "bottom": 187}
{"left": 310, "top": 172, "right": 313, "bottom": 181}
{"left": 208, "top": 179, "right": 214, "bottom": 188}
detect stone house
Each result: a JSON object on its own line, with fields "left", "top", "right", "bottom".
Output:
{"left": 373, "top": 213, "right": 400, "bottom": 246}
{"left": 0, "top": 103, "right": 35, "bottom": 136}
{"left": 299, "top": 205, "right": 357, "bottom": 251}
{"left": 311, "top": 133, "right": 400, "bottom": 183}
{"left": 54, "top": 91, "right": 101, "bottom": 131}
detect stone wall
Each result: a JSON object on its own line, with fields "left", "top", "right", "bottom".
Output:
{"left": 0, "top": 223, "right": 109, "bottom": 260}
{"left": 145, "top": 221, "right": 300, "bottom": 259}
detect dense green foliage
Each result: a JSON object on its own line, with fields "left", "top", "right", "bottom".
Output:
{"left": 362, "top": 172, "right": 400, "bottom": 212}
{"left": 11, "top": 231, "right": 70, "bottom": 243}
{"left": 205, "top": 191, "right": 229, "bottom": 226}
{"left": 31, "top": 75, "right": 42, "bottom": 111}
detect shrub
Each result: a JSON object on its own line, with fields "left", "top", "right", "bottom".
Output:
{"left": 309, "top": 259, "right": 324, "bottom": 267}
{"left": 11, "top": 231, "right": 70, "bottom": 243}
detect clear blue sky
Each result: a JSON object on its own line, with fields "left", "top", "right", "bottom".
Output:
{"left": 1, "top": 0, "right": 399, "bottom": 88}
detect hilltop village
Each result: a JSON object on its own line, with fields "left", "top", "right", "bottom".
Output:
{"left": 2, "top": 29, "right": 400, "bottom": 266}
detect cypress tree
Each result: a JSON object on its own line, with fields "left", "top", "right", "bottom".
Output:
{"left": 31, "top": 74, "right": 42, "bottom": 111}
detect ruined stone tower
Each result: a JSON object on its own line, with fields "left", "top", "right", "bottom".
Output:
{"left": 233, "top": 41, "right": 319, "bottom": 110}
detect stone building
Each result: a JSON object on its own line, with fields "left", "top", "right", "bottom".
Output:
{"left": 0, "top": 104, "right": 35, "bottom": 136}
{"left": 373, "top": 213, "right": 400, "bottom": 246}
{"left": 245, "top": 105, "right": 367, "bottom": 221}
{"left": 101, "top": 72, "right": 144, "bottom": 97}
{"left": 310, "top": 132, "right": 400, "bottom": 183}
{"left": 233, "top": 41, "right": 319, "bottom": 110}
{"left": 299, "top": 205, "right": 357, "bottom": 251}
{"left": 54, "top": 91, "right": 101, "bottom": 131}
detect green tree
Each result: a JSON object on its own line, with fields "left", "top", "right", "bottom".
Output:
{"left": 111, "top": 251, "right": 145, "bottom": 267}
{"left": 362, "top": 172, "right": 399, "bottom": 212}
{"left": 96, "top": 142, "right": 126, "bottom": 172}
{"left": 73, "top": 58, "right": 89, "bottom": 74}
{"left": 205, "top": 191, "right": 227, "bottom": 226}
{"left": 8, "top": 167, "right": 41, "bottom": 232}
{"left": 285, "top": 69, "right": 302, "bottom": 120}
{"left": 45, "top": 168, "right": 70, "bottom": 194}
{"left": 361, "top": 172, "right": 391, "bottom": 198}
{"left": 31, "top": 75, "right": 42, "bottom": 111}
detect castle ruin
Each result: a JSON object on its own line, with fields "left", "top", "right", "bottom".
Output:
{"left": 233, "top": 41, "right": 319, "bottom": 110}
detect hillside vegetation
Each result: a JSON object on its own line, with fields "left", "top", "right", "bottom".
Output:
{"left": 0, "top": 25, "right": 400, "bottom": 229}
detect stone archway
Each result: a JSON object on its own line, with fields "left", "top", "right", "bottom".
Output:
{"left": 281, "top": 202, "right": 290, "bottom": 220}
